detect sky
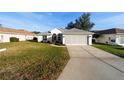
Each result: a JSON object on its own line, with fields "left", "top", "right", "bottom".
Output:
{"left": 0, "top": 12, "right": 124, "bottom": 32}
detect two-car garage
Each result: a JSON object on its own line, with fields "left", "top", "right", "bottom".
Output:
{"left": 64, "top": 35, "right": 88, "bottom": 45}
{"left": 50, "top": 28, "right": 94, "bottom": 45}
{"left": 61, "top": 28, "right": 93, "bottom": 45}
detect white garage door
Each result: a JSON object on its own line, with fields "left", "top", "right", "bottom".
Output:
{"left": 65, "top": 35, "right": 87, "bottom": 45}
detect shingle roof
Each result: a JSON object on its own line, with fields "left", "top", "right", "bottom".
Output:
{"left": 94, "top": 28, "right": 124, "bottom": 34}
{"left": 58, "top": 28, "right": 94, "bottom": 35}
{"left": 0, "top": 27, "right": 35, "bottom": 35}
{"left": 37, "top": 32, "right": 51, "bottom": 36}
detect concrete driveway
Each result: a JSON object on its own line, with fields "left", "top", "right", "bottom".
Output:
{"left": 58, "top": 45, "right": 124, "bottom": 80}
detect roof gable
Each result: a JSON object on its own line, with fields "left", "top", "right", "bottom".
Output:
{"left": 50, "top": 28, "right": 63, "bottom": 34}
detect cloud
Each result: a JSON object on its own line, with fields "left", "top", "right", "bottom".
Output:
{"left": 0, "top": 16, "right": 29, "bottom": 26}
{"left": 92, "top": 13, "right": 124, "bottom": 30}
{"left": 98, "top": 13, "right": 124, "bottom": 25}
{"left": 0, "top": 12, "right": 67, "bottom": 32}
{"left": 18, "top": 12, "right": 44, "bottom": 21}
{"left": 16, "top": 12, "right": 60, "bottom": 30}
{"left": 0, "top": 13, "right": 45, "bottom": 31}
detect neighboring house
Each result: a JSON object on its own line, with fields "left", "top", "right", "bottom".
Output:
{"left": 37, "top": 28, "right": 94, "bottom": 45}
{"left": 94, "top": 28, "right": 124, "bottom": 46}
{"left": 0, "top": 27, "right": 35, "bottom": 43}
{"left": 37, "top": 32, "right": 51, "bottom": 42}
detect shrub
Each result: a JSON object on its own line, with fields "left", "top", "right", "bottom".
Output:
{"left": 47, "top": 41, "right": 51, "bottom": 43}
{"left": 92, "top": 39, "right": 96, "bottom": 43}
{"left": 111, "top": 39, "right": 115, "bottom": 42}
{"left": 93, "top": 34, "right": 101, "bottom": 38}
{"left": 10, "top": 37, "right": 19, "bottom": 42}
{"left": 55, "top": 41, "right": 64, "bottom": 46}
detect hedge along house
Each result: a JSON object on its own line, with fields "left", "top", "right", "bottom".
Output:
{"left": 94, "top": 28, "right": 124, "bottom": 46}
{"left": 37, "top": 28, "right": 94, "bottom": 45}
{"left": 0, "top": 27, "right": 35, "bottom": 43}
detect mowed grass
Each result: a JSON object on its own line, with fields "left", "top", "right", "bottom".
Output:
{"left": 0, "top": 42, "right": 69, "bottom": 80}
{"left": 92, "top": 43, "right": 124, "bottom": 58}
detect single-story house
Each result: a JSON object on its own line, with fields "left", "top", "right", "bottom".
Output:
{"left": 37, "top": 32, "right": 51, "bottom": 42}
{"left": 94, "top": 28, "right": 124, "bottom": 46}
{"left": 0, "top": 27, "right": 35, "bottom": 43}
{"left": 37, "top": 28, "right": 94, "bottom": 45}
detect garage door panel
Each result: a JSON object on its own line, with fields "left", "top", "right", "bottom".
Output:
{"left": 65, "top": 35, "right": 87, "bottom": 45}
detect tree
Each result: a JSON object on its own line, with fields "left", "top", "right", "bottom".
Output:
{"left": 74, "top": 19, "right": 81, "bottom": 29}
{"left": 66, "top": 21, "right": 74, "bottom": 29}
{"left": 66, "top": 13, "right": 95, "bottom": 31}
{"left": 32, "top": 31, "right": 40, "bottom": 34}
{"left": 77, "top": 13, "right": 94, "bottom": 31}
{"left": 0, "top": 24, "right": 2, "bottom": 27}
{"left": 93, "top": 33, "right": 100, "bottom": 38}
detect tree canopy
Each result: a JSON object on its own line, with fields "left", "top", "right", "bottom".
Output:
{"left": 0, "top": 24, "right": 2, "bottom": 27}
{"left": 66, "top": 13, "right": 95, "bottom": 31}
{"left": 32, "top": 31, "right": 40, "bottom": 34}
{"left": 66, "top": 21, "right": 74, "bottom": 29}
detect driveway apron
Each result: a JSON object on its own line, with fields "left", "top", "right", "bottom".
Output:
{"left": 58, "top": 45, "right": 124, "bottom": 80}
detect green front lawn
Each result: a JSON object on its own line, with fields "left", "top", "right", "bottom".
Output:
{"left": 0, "top": 42, "right": 69, "bottom": 80}
{"left": 92, "top": 43, "right": 124, "bottom": 58}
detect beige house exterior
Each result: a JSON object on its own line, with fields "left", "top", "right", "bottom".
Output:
{"left": 0, "top": 27, "right": 35, "bottom": 43}
{"left": 95, "top": 28, "right": 124, "bottom": 46}
{"left": 37, "top": 28, "right": 94, "bottom": 45}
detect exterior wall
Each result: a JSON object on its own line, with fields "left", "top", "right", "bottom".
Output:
{"left": 38, "top": 28, "right": 93, "bottom": 45}
{"left": 47, "top": 35, "right": 52, "bottom": 42}
{"left": 116, "top": 34, "right": 124, "bottom": 46}
{"left": 0, "top": 34, "right": 10, "bottom": 42}
{"left": 26, "top": 35, "right": 34, "bottom": 40}
{"left": 96, "top": 34, "right": 116, "bottom": 44}
{"left": 0, "top": 33, "right": 34, "bottom": 43}
{"left": 13, "top": 34, "right": 26, "bottom": 41}
{"left": 37, "top": 35, "right": 52, "bottom": 43}
{"left": 95, "top": 33, "right": 124, "bottom": 46}
{"left": 50, "top": 28, "right": 62, "bottom": 35}
{"left": 37, "top": 36, "right": 43, "bottom": 42}
{"left": 37, "top": 28, "right": 62, "bottom": 43}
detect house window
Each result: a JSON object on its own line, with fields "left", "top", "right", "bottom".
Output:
{"left": 58, "top": 34, "right": 62, "bottom": 41}
{"left": 43, "top": 35, "right": 47, "bottom": 40}
{"left": 120, "top": 36, "right": 124, "bottom": 44}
